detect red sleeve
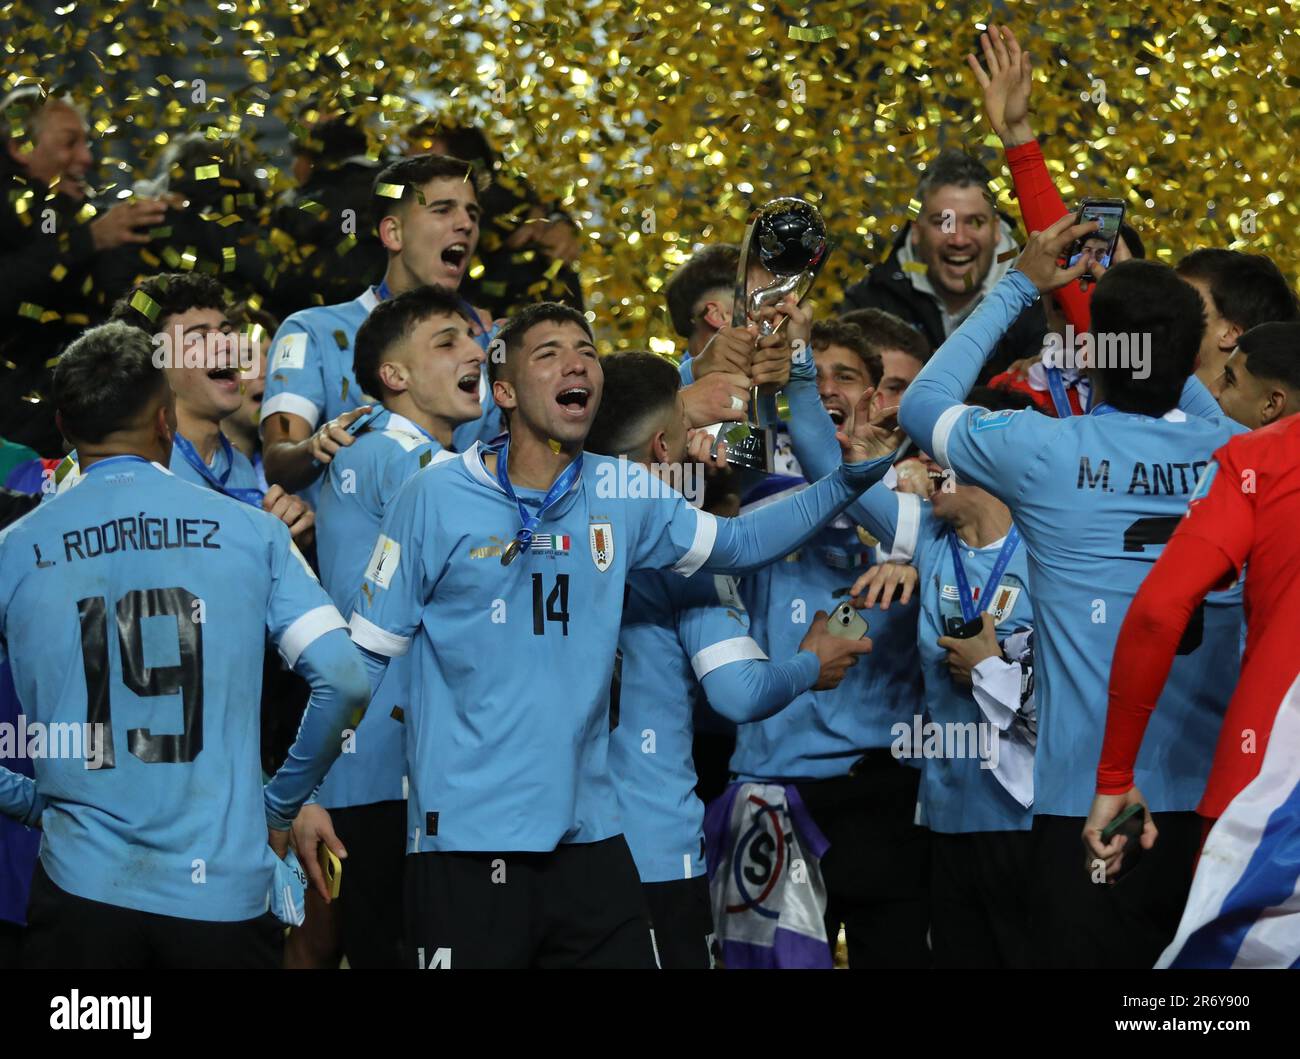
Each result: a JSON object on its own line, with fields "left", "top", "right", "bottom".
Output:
{"left": 1004, "top": 140, "right": 1092, "bottom": 333}
{"left": 1096, "top": 534, "right": 1237, "bottom": 794}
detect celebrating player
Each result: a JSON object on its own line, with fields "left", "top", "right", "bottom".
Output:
{"left": 260, "top": 153, "right": 498, "bottom": 497}
{"left": 586, "top": 350, "right": 875, "bottom": 968}
{"left": 897, "top": 214, "right": 1248, "bottom": 968}
{"left": 292, "top": 285, "right": 485, "bottom": 967}
{"left": 1086, "top": 323, "right": 1300, "bottom": 967}
{"left": 0, "top": 322, "right": 369, "bottom": 968}
{"left": 343, "top": 301, "right": 903, "bottom": 968}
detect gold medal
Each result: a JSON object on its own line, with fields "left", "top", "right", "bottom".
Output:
{"left": 501, "top": 539, "right": 522, "bottom": 566}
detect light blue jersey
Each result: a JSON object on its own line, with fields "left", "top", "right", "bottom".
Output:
{"left": 43, "top": 431, "right": 262, "bottom": 507}
{"left": 314, "top": 410, "right": 454, "bottom": 809}
{"left": 612, "top": 569, "right": 819, "bottom": 883}
{"left": 259, "top": 287, "right": 501, "bottom": 490}
{"left": 729, "top": 520, "right": 924, "bottom": 781}
{"left": 0, "top": 457, "right": 356, "bottom": 920}
{"left": 347, "top": 442, "right": 894, "bottom": 854}
{"left": 900, "top": 269, "right": 1248, "bottom": 817}
{"left": 845, "top": 486, "right": 1034, "bottom": 832}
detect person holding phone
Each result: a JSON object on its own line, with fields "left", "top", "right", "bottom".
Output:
{"left": 586, "top": 351, "right": 873, "bottom": 969}
{"left": 725, "top": 319, "right": 931, "bottom": 969}
{"left": 784, "top": 361, "right": 1039, "bottom": 968}
{"left": 897, "top": 215, "right": 1248, "bottom": 969}
{"left": 1087, "top": 329, "right": 1300, "bottom": 967}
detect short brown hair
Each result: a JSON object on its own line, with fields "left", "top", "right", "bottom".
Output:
{"left": 838, "top": 307, "right": 931, "bottom": 362}
{"left": 810, "top": 320, "right": 882, "bottom": 387}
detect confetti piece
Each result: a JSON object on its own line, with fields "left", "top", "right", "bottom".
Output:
{"left": 194, "top": 164, "right": 220, "bottom": 180}
{"left": 375, "top": 182, "right": 405, "bottom": 200}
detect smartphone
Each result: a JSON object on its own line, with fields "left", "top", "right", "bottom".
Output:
{"left": 826, "top": 601, "right": 869, "bottom": 640}
{"left": 1100, "top": 803, "right": 1146, "bottom": 881}
{"left": 318, "top": 844, "right": 343, "bottom": 899}
{"left": 943, "top": 614, "right": 984, "bottom": 639}
{"left": 1065, "top": 198, "right": 1125, "bottom": 278}
{"left": 345, "top": 405, "right": 384, "bottom": 437}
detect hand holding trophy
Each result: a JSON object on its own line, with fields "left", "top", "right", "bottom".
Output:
{"left": 709, "top": 197, "right": 829, "bottom": 472}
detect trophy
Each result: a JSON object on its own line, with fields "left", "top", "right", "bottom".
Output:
{"left": 710, "top": 197, "right": 829, "bottom": 473}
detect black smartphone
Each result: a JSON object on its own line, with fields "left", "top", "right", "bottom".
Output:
{"left": 1100, "top": 802, "right": 1146, "bottom": 881}
{"left": 944, "top": 614, "right": 984, "bottom": 639}
{"left": 1065, "top": 198, "right": 1125, "bottom": 278}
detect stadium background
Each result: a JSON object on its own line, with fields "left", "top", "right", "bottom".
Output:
{"left": 4, "top": 0, "right": 1297, "bottom": 348}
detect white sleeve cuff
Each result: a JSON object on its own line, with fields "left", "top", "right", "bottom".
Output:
{"left": 278, "top": 605, "right": 347, "bottom": 668}
{"left": 890, "top": 492, "right": 922, "bottom": 560}
{"left": 260, "top": 392, "right": 322, "bottom": 432}
{"left": 931, "top": 404, "right": 970, "bottom": 470}
{"left": 673, "top": 509, "right": 718, "bottom": 577}
{"left": 348, "top": 612, "right": 411, "bottom": 658}
{"left": 691, "top": 636, "right": 768, "bottom": 680}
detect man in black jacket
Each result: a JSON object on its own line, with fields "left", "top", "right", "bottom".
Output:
{"left": 840, "top": 148, "right": 1045, "bottom": 380}
{"left": 0, "top": 85, "right": 167, "bottom": 456}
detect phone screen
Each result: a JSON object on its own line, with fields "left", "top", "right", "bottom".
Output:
{"left": 1067, "top": 201, "right": 1125, "bottom": 271}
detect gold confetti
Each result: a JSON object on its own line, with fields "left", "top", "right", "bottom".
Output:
{"left": 375, "top": 182, "right": 405, "bottom": 200}
{"left": 129, "top": 291, "right": 162, "bottom": 322}
{"left": 194, "top": 164, "right": 220, "bottom": 180}
{"left": 788, "top": 26, "right": 835, "bottom": 42}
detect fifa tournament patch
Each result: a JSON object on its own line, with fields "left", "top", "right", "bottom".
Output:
{"left": 364, "top": 535, "right": 400, "bottom": 589}
{"left": 971, "top": 408, "right": 1019, "bottom": 432}
{"left": 589, "top": 522, "right": 614, "bottom": 572}
{"left": 272, "top": 332, "right": 307, "bottom": 371}
{"left": 532, "top": 533, "right": 571, "bottom": 556}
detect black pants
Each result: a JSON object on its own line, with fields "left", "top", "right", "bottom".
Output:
{"left": 330, "top": 799, "right": 406, "bottom": 969}
{"left": 0, "top": 921, "right": 23, "bottom": 970}
{"left": 930, "top": 830, "right": 1033, "bottom": 968}
{"left": 22, "top": 863, "right": 283, "bottom": 969}
{"left": 1029, "top": 811, "right": 1201, "bottom": 969}
{"left": 795, "top": 753, "right": 931, "bottom": 968}
{"left": 643, "top": 876, "right": 714, "bottom": 969}
{"left": 404, "top": 835, "right": 656, "bottom": 969}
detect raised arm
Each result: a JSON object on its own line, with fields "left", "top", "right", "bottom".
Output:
{"left": 968, "top": 23, "right": 1093, "bottom": 333}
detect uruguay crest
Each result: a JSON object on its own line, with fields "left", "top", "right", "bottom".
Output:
{"left": 589, "top": 521, "right": 614, "bottom": 572}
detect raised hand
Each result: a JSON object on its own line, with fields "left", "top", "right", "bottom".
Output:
{"left": 1013, "top": 212, "right": 1099, "bottom": 295}
{"left": 966, "top": 24, "right": 1036, "bottom": 147}
{"left": 839, "top": 389, "right": 905, "bottom": 463}
{"left": 851, "top": 562, "right": 919, "bottom": 611}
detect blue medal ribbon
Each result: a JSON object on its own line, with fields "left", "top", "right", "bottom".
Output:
{"left": 946, "top": 526, "right": 1021, "bottom": 624}
{"left": 375, "top": 279, "right": 392, "bottom": 302}
{"left": 172, "top": 432, "right": 265, "bottom": 507}
{"left": 1045, "top": 365, "right": 1074, "bottom": 418}
{"left": 493, "top": 436, "right": 582, "bottom": 561}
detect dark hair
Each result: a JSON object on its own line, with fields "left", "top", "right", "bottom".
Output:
{"left": 1176, "top": 249, "right": 1298, "bottom": 331}
{"left": 405, "top": 120, "right": 496, "bottom": 171}
{"left": 294, "top": 113, "right": 368, "bottom": 164}
{"left": 968, "top": 385, "right": 1036, "bottom": 414}
{"left": 108, "top": 272, "right": 228, "bottom": 333}
{"left": 370, "top": 153, "right": 479, "bottom": 236}
{"left": 353, "top": 285, "right": 467, "bottom": 399}
{"left": 489, "top": 301, "right": 594, "bottom": 387}
{"left": 1090, "top": 260, "right": 1205, "bottom": 417}
{"left": 810, "top": 320, "right": 883, "bottom": 386}
{"left": 663, "top": 244, "right": 740, "bottom": 338}
{"left": 52, "top": 322, "right": 167, "bottom": 444}
{"left": 585, "top": 351, "right": 681, "bottom": 458}
{"left": 915, "top": 148, "right": 995, "bottom": 209}
{"left": 1236, "top": 322, "right": 1300, "bottom": 392}
{"left": 838, "top": 306, "right": 932, "bottom": 361}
